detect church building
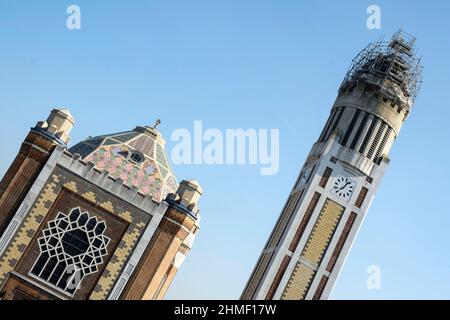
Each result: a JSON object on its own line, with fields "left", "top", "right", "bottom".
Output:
{"left": 0, "top": 109, "right": 202, "bottom": 300}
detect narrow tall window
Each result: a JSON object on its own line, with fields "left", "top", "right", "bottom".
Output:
{"left": 326, "top": 212, "right": 357, "bottom": 273}
{"left": 367, "top": 122, "right": 386, "bottom": 160}
{"left": 374, "top": 127, "right": 392, "bottom": 163}
{"left": 359, "top": 117, "right": 378, "bottom": 155}
{"left": 265, "top": 194, "right": 292, "bottom": 250}
{"left": 324, "top": 108, "right": 345, "bottom": 141}
{"left": 289, "top": 192, "right": 321, "bottom": 252}
{"left": 350, "top": 113, "right": 369, "bottom": 150}
{"left": 265, "top": 255, "right": 291, "bottom": 300}
{"left": 276, "top": 190, "right": 304, "bottom": 247}
{"left": 355, "top": 187, "right": 369, "bottom": 208}
{"left": 341, "top": 109, "right": 360, "bottom": 146}
{"left": 312, "top": 275, "right": 329, "bottom": 300}
{"left": 319, "top": 167, "right": 333, "bottom": 188}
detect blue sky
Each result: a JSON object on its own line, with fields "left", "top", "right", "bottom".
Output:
{"left": 1, "top": 1, "right": 450, "bottom": 299}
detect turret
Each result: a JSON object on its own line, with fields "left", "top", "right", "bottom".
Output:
{"left": 35, "top": 108, "right": 75, "bottom": 145}
{"left": 0, "top": 108, "right": 75, "bottom": 234}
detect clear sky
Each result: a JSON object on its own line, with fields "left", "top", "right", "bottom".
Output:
{"left": 1, "top": 1, "right": 449, "bottom": 300}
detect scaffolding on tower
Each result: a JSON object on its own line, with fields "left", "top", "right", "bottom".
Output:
{"left": 340, "top": 29, "right": 423, "bottom": 107}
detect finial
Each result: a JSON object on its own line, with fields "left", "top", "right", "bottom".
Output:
{"left": 153, "top": 119, "right": 161, "bottom": 129}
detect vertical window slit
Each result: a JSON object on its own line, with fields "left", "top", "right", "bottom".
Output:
{"left": 325, "top": 108, "right": 344, "bottom": 141}
{"left": 355, "top": 187, "right": 369, "bottom": 208}
{"left": 341, "top": 109, "right": 360, "bottom": 146}
{"left": 350, "top": 113, "right": 369, "bottom": 150}
{"left": 374, "top": 127, "right": 392, "bottom": 163}
{"left": 359, "top": 117, "right": 377, "bottom": 155}
{"left": 319, "top": 167, "right": 333, "bottom": 188}
{"left": 367, "top": 122, "right": 386, "bottom": 160}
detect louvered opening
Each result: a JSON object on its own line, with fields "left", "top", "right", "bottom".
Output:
{"left": 341, "top": 109, "right": 360, "bottom": 146}
{"left": 359, "top": 117, "right": 377, "bottom": 154}
{"left": 374, "top": 127, "right": 392, "bottom": 163}
{"left": 367, "top": 122, "right": 386, "bottom": 160}
{"left": 350, "top": 113, "right": 369, "bottom": 150}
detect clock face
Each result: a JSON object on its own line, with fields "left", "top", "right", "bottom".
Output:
{"left": 332, "top": 175, "right": 356, "bottom": 201}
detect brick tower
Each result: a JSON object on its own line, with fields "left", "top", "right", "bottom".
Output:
{"left": 242, "top": 30, "right": 422, "bottom": 300}
{"left": 0, "top": 109, "right": 203, "bottom": 300}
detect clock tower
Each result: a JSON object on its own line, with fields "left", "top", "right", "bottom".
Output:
{"left": 242, "top": 30, "right": 422, "bottom": 300}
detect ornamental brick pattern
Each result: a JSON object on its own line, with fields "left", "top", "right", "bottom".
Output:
{"left": 281, "top": 262, "right": 315, "bottom": 300}
{"left": 301, "top": 199, "right": 345, "bottom": 265}
{"left": 0, "top": 168, "right": 150, "bottom": 300}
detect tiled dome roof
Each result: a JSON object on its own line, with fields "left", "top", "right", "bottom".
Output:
{"left": 69, "top": 125, "right": 177, "bottom": 203}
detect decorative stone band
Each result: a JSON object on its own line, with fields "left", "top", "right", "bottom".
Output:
{"left": 31, "top": 127, "right": 67, "bottom": 147}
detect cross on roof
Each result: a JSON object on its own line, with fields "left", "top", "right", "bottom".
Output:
{"left": 153, "top": 119, "right": 161, "bottom": 129}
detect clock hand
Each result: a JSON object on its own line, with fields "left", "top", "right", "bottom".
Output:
{"left": 339, "top": 181, "right": 351, "bottom": 191}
